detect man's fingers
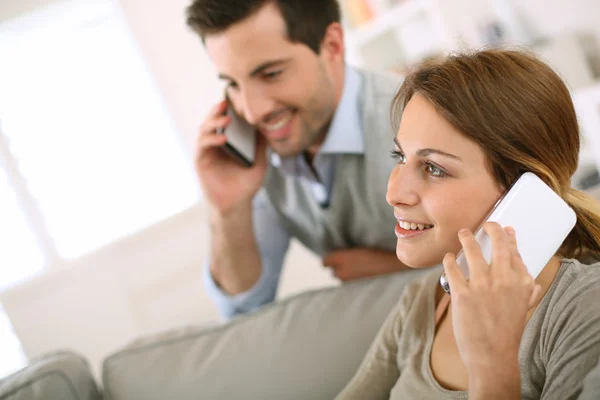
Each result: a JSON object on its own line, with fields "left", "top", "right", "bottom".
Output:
{"left": 209, "top": 100, "right": 228, "bottom": 118}
{"left": 323, "top": 251, "right": 343, "bottom": 267}
{"left": 199, "top": 116, "right": 231, "bottom": 137}
{"left": 196, "top": 134, "right": 228, "bottom": 153}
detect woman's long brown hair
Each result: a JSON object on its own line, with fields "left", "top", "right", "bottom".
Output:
{"left": 391, "top": 49, "right": 600, "bottom": 257}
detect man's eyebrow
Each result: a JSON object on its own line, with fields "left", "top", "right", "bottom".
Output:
{"left": 393, "top": 138, "right": 462, "bottom": 161}
{"left": 218, "top": 59, "right": 292, "bottom": 81}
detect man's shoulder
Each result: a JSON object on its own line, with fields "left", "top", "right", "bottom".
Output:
{"left": 354, "top": 68, "right": 402, "bottom": 143}
{"left": 356, "top": 68, "right": 403, "bottom": 98}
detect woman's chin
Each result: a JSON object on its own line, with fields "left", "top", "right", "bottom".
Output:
{"left": 396, "top": 248, "right": 443, "bottom": 269}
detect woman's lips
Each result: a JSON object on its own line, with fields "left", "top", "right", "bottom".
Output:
{"left": 394, "top": 222, "right": 433, "bottom": 238}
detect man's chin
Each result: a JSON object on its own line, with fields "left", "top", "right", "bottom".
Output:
{"left": 268, "top": 140, "right": 304, "bottom": 158}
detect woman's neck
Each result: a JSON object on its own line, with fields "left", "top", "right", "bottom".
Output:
{"left": 526, "top": 255, "right": 563, "bottom": 319}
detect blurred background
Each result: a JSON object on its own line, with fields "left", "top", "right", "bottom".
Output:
{"left": 0, "top": 0, "right": 599, "bottom": 380}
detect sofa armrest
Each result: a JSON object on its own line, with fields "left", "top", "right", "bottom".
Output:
{"left": 0, "top": 351, "right": 102, "bottom": 400}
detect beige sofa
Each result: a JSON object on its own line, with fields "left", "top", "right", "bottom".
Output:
{"left": 100, "top": 267, "right": 427, "bottom": 399}
{"left": 0, "top": 268, "right": 426, "bottom": 400}
{"left": 2, "top": 264, "right": 600, "bottom": 400}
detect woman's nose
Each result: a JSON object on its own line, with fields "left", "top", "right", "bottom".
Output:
{"left": 386, "top": 165, "right": 419, "bottom": 207}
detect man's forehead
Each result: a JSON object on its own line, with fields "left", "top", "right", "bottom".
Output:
{"left": 205, "top": 31, "right": 300, "bottom": 80}
{"left": 205, "top": 3, "right": 289, "bottom": 52}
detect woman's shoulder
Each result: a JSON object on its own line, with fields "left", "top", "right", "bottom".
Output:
{"left": 541, "top": 258, "right": 600, "bottom": 324}
{"left": 554, "top": 257, "right": 600, "bottom": 295}
{"left": 525, "top": 258, "right": 600, "bottom": 396}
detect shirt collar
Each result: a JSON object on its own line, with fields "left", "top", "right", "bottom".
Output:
{"left": 318, "top": 65, "right": 364, "bottom": 155}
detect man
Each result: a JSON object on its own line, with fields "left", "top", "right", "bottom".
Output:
{"left": 188, "top": 0, "right": 407, "bottom": 318}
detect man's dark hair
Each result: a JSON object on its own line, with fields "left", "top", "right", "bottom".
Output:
{"left": 186, "top": 0, "right": 341, "bottom": 54}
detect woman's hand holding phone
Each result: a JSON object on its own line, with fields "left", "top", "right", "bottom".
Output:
{"left": 442, "top": 222, "right": 542, "bottom": 397}
{"left": 195, "top": 100, "right": 268, "bottom": 216}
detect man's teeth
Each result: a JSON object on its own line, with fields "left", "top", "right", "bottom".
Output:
{"left": 399, "top": 221, "right": 433, "bottom": 230}
{"left": 265, "top": 114, "right": 293, "bottom": 131}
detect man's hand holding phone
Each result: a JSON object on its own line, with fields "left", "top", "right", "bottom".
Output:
{"left": 195, "top": 100, "right": 268, "bottom": 216}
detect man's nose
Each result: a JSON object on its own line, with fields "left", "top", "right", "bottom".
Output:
{"left": 239, "top": 88, "right": 275, "bottom": 126}
{"left": 386, "top": 165, "right": 420, "bottom": 207}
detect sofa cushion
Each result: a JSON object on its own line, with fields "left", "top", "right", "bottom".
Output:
{"left": 0, "top": 351, "right": 102, "bottom": 400}
{"left": 102, "top": 267, "right": 430, "bottom": 400}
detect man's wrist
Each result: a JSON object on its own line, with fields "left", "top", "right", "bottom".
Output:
{"left": 209, "top": 201, "right": 253, "bottom": 235}
{"left": 209, "top": 201, "right": 261, "bottom": 295}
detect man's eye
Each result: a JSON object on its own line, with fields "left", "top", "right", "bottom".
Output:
{"left": 425, "top": 163, "right": 447, "bottom": 178}
{"left": 389, "top": 150, "right": 406, "bottom": 164}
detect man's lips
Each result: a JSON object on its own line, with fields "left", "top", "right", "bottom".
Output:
{"left": 260, "top": 112, "right": 295, "bottom": 140}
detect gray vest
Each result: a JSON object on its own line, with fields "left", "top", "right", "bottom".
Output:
{"left": 263, "top": 69, "right": 402, "bottom": 256}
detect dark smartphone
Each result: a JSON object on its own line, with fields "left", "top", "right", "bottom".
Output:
{"left": 217, "top": 99, "right": 256, "bottom": 167}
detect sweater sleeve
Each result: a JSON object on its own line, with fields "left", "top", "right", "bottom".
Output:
{"left": 334, "top": 278, "right": 424, "bottom": 400}
{"left": 578, "top": 356, "right": 600, "bottom": 400}
{"left": 540, "top": 269, "right": 600, "bottom": 400}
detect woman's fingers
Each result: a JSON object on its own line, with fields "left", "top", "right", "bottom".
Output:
{"left": 504, "top": 226, "right": 529, "bottom": 275}
{"left": 458, "top": 228, "right": 488, "bottom": 281}
{"left": 484, "top": 222, "right": 512, "bottom": 277}
{"left": 443, "top": 252, "right": 467, "bottom": 293}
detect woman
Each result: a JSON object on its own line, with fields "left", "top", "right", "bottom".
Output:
{"left": 335, "top": 49, "right": 600, "bottom": 399}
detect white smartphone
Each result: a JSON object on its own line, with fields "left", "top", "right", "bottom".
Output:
{"left": 441, "top": 172, "right": 577, "bottom": 292}
{"left": 218, "top": 102, "right": 256, "bottom": 167}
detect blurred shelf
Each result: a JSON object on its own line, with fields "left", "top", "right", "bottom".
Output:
{"left": 346, "top": 0, "right": 430, "bottom": 47}
{"left": 573, "top": 80, "right": 600, "bottom": 173}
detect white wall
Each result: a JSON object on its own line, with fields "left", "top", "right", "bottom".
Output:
{"left": 115, "top": 0, "right": 223, "bottom": 155}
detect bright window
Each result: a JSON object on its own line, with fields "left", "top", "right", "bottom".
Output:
{"left": 0, "top": 0, "right": 200, "bottom": 259}
{"left": 0, "top": 0, "right": 200, "bottom": 377}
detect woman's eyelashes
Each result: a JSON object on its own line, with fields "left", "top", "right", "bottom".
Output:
{"left": 424, "top": 163, "right": 447, "bottom": 178}
{"left": 389, "top": 149, "right": 406, "bottom": 163}
{"left": 389, "top": 149, "right": 449, "bottom": 178}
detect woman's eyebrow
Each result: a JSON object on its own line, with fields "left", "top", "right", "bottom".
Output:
{"left": 417, "top": 148, "right": 462, "bottom": 161}
{"left": 393, "top": 138, "right": 462, "bottom": 161}
{"left": 393, "top": 137, "right": 403, "bottom": 150}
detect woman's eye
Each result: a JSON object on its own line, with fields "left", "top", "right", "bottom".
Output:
{"left": 389, "top": 150, "right": 406, "bottom": 164}
{"left": 264, "top": 70, "right": 282, "bottom": 79}
{"left": 425, "top": 163, "right": 447, "bottom": 178}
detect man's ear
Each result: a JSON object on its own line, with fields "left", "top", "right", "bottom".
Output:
{"left": 319, "top": 22, "right": 345, "bottom": 62}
